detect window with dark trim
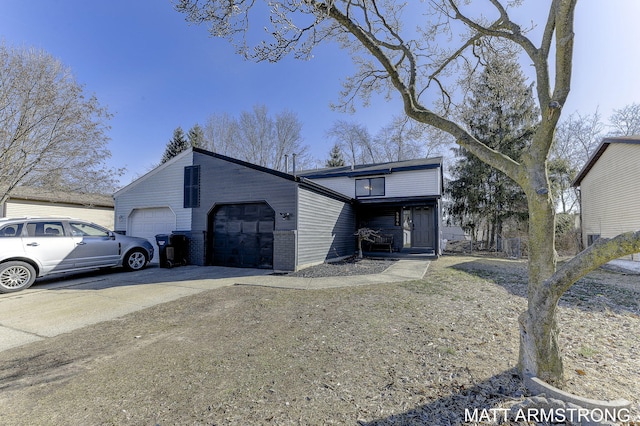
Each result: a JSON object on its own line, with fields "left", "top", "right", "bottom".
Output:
{"left": 184, "top": 165, "right": 200, "bottom": 208}
{"left": 355, "top": 177, "right": 385, "bottom": 197}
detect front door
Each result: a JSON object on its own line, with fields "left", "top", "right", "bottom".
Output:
{"left": 412, "top": 207, "right": 434, "bottom": 248}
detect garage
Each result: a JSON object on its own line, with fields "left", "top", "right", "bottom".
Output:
{"left": 129, "top": 207, "right": 176, "bottom": 263}
{"left": 209, "top": 203, "right": 275, "bottom": 269}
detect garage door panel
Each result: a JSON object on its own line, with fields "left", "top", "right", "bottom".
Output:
{"left": 129, "top": 207, "right": 176, "bottom": 264}
{"left": 211, "top": 203, "right": 274, "bottom": 269}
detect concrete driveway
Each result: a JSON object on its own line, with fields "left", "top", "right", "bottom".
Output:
{"left": 0, "top": 259, "right": 429, "bottom": 353}
{"left": 0, "top": 265, "right": 271, "bottom": 352}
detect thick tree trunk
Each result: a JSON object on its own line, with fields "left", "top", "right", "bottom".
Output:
{"left": 518, "top": 173, "right": 564, "bottom": 386}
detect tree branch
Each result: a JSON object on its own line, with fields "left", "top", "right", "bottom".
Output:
{"left": 546, "top": 230, "right": 640, "bottom": 298}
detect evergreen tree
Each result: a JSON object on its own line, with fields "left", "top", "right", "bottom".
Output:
{"left": 187, "top": 123, "right": 205, "bottom": 148}
{"left": 161, "top": 127, "right": 189, "bottom": 164}
{"left": 326, "top": 143, "right": 346, "bottom": 167}
{"left": 447, "top": 54, "right": 538, "bottom": 247}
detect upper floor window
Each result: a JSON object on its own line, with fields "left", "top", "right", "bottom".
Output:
{"left": 356, "top": 177, "right": 385, "bottom": 197}
{"left": 184, "top": 165, "right": 201, "bottom": 208}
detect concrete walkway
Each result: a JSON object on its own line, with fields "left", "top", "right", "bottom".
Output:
{"left": 0, "top": 259, "right": 429, "bottom": 352}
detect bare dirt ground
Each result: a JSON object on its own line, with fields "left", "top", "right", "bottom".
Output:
{"left": 0, "top": 255, "right": 638, "bottom": 425}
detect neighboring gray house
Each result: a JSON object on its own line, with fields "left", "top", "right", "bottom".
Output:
{"left": 1, "top": 186, "right": 114, "bottom": 229}
{"left": 114, "top": 148, "right": 443, "bottom": 271}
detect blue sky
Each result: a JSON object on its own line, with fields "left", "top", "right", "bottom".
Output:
{"left": 1, "top": 1, "right": 639, "bottom": 186}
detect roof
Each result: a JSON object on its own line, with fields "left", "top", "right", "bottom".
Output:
{"left": 297, "top": 157, "right": 443, "bottom": 179}
{"left": 6, "top": 186, "right": 114, "bottom": 208}
{"left": 572, "top": 136, "right": 640, "bottom": 187}
{"left": 114, "top": 147, "right": 354, "bottom": 204}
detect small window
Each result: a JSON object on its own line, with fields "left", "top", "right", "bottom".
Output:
{"left": 356, "top": 177, "right": 385, "bottom": 197}
{"left": 587, "top": 234, "right": 600, "bottom": 246}
{"left": 0, "top": 223, "right": 22, "bottom": 237}
{"left": 27, "top": 221, "right": 65, "bottom": 237}
{"left": 184, "top": 165, "right": 201, "bottom": 208}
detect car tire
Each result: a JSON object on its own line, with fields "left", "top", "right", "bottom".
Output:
{"left": 0, "top": 261, "right": 37, "bottom": 293}
{"left": 123, "top": 249, "right": 148, "bottom": 272}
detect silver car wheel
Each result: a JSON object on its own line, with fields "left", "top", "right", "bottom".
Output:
{"left": 0, "top": 261, "right": 36, "bottom": 293}
{"left": 124, "top": 250, "right": 147, "bottom": 271}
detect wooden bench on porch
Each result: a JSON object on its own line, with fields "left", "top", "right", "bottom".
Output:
{"left": 368, "top": 234, "right": 394, "bottom": 253}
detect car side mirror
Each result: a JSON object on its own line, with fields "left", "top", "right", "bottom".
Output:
{"left": 108, "top": 231, "right": 116, "bottom": 240}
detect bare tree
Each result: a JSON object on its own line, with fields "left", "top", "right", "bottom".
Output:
{"left": 326, "top": 120, "right": 379, "bottom": 165}
{"left": 0, "top": 43, "right": 119, "bottom": 202}
{"left": 551, "top": 110, "right": 603, "bottom": 213}
{"left": 175, "top": 0, "right": 640, "bottom": 387}
{"left": 374, "top": 115, "right": 428, "bottom": 162}
{"left": 202, "top": 112, "right": 239, "bottom": 156}
{"left": 273, "top": 110, "right": 311, "bottom": 171}
{"left": 201, "top": 105, "right": 311, "bottom": 172}
{"left": 609, "top": 102, "right": 640, "bottom": 136}
{"left": 237, "top": 104, "right": 274, "bottom": 167}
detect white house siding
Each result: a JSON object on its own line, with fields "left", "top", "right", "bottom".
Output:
{"left": 297, "top": 187, "right": 356, "bottom": 269}
{"left": 385, "top": 169, "right": 440, "bottom": 198}
{"left": 308, "top": 168, "right": 440, "bottom": 199}
{"left": 581, "top": 143, "right": 640, "bottom": 260}
{"left": 114, "top": 150, "right": 193, "bottom": 236}
{"left": 5, "top": 200, "right": 114, "bottom": 229}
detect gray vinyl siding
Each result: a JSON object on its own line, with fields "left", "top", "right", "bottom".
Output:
{"left": 358, "top": 207, "right": 403, "bottom": 252}
{"left": 191, "top": 153, "right": 299, "bottom": 267}
{"left": 191, "top": 153, "right": 298, "bottom": 233}
{"left": 113, "top": 150, "right": 193, "bottom": 233}
{"left": 297, "top": 187, "right": 356, "bottom": 267}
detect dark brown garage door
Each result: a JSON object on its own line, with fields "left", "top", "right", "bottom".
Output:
{"left": 211, "top": 203, "right": 275, "bottom": 268}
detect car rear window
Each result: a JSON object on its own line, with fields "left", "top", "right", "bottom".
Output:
{"left": 0, "top": 223, "right": 23, "bottom": 237}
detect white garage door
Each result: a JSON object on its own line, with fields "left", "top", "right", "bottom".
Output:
{"left": 129, "top": 207, "right": 176, "bottom": 263}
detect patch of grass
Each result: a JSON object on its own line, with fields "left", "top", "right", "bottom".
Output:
{"left": 400, "top": 278, "right": 448, "bottom": 295}
{"left": 577, "top": 345, "right": 598, "bottom": 358}
{"left": 437, "top": 346, "right": 457, "bottom": 355}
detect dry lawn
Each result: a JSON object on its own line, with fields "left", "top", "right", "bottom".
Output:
{"left": 0, "top": 255, "right": 638, "bottom": 425}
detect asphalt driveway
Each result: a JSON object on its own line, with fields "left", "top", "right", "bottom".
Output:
{"left": 0, "top": 260, "right": 429, "bottom": 353}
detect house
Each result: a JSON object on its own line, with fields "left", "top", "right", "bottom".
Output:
{"left": 1, "top": 186, "right": 114, "bottom": 229}
{"left": 114, "top": 148, "right": 443, "bottom": 270}
{"left": 572, "top": 136, "right": 640, "bottom": 260}
{"left": 298, "top": 158, "right": 443, "bottom": 255}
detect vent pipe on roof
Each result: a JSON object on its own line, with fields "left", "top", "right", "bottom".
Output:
{"left": 292, "top": 153, "right": 297, "bottom": 176}
{"left": 284, "top": 154, "right": 289, "bottom": 174}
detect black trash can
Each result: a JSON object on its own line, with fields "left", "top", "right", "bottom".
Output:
{"left": 155, "top": 234, "right": 172, "bottom": 268}
{"left": 156, "top": 233, "right": 189, "bottom": 268}
{"left": 169, "top": 233, "right": 189, "bottom": 267}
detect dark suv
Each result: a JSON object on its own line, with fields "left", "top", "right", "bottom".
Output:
{"left": 0, "top": 217, "right": 154, "bottom": 293}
